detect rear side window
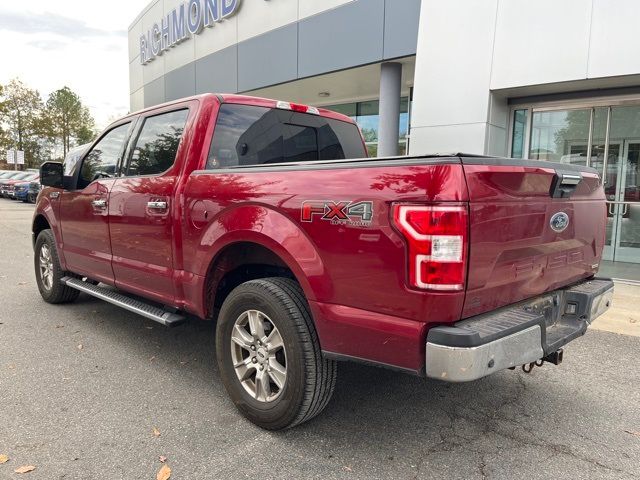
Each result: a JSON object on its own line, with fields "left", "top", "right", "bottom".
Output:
{"left": 206, "top": 104, "right": 365, "bottom": 169}
{"left": 127, "top": 109, "right": 189, "bottom": 176}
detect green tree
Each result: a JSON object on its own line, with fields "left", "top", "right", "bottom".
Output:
{"left": 0, "top": 84, "right": 10, "bottom": 152}
{"left": 45, "top": 86, "right": 96, "bottom": 157}
{"left": 0, "top": 79, "right": 44, "bottom": 167}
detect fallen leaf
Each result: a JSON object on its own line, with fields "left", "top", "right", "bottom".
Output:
{"left": 153, "top": 427, "right": 161, "bottom": 437}
{"left": 343, "top": 466, "right": 353, "bottom": 472}
{"left": 159, "top": 455, "right": 167, "bottom": 463}
{"left": 0, "top": 454, "right": 8, "bottom": 464}
{"left": 14, "top": 465, "right": 36, "bottom": 474}
{"left": 157, "top": 464, "right": 171, "bottom": 480}
{"left": 77, "top": 344, "right": 83, "bottom": 350}
{"left": 625, "top": 430, "right": 640, "bottom": 436}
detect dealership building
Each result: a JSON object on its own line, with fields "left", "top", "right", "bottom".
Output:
{"left": 129, "top": 0, "right": 640, "bottom": 271}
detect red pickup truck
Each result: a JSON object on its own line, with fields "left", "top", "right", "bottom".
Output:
{"left": 34, "top": 94, "right": 613, "bottom": 429}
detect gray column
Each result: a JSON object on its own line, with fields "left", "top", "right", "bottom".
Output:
{"left": 377, "top": 62, "right": 402, "bottom": 157}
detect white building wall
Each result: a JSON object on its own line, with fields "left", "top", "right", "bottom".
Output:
{"left": 410, "top": 0, "right": 640, "bottom": 156}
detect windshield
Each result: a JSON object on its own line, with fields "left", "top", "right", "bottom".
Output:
{"left": 0, "top": 172, "right": 22, "bottom": 179}
{"left": 12, "top": 172, "right": 32, "bottom": 180}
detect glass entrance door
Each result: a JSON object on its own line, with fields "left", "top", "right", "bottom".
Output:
{"left": 603, "top": 106, "right": 640, "bottom": 263}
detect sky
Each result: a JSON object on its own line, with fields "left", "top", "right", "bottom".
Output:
{"left": 0, "top": 0, "right": 150, "bottom": 129}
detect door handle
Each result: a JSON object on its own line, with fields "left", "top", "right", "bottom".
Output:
{"left": 91, "top": 199, "right": 107, "bottom": 208}
{"left": 147, "top": 201, "right": 168, "bottom": 210}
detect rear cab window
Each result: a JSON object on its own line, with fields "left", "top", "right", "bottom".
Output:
{"left": 206, "top": 104, "right": 365, "bottom": 169}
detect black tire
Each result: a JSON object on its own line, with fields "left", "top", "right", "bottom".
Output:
{"left": 34, "top": 229, "right": 80, "bottom": 304}
{"left": 216, "top": 277, "right": 337, "bottom": 430}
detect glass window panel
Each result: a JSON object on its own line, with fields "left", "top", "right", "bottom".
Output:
{"left": 619, "top": 203, "right": 640, "bottom": 248}
{"left": 588, "top": 107, "right": 609, "bottom": 176}
{"left": 529, "top": 109, "right": 590, "bottom": 164}
{"left": 80, "top": 123, "right": 130, "bottom": 187}
{"left": 206, "top": 104, "right": 365, "bottom": 169}
{"left": 322, "top": 103, "right": 357, "bottom": 118}
{"left": 128, "top": 109, "right": 188, "bottom": 176}
{"left": 511, "top": 109, "right": 527, "bottom": 159}
{"left": 608, "top": 106, "right": 640, "bottom": 203}
{"left": 313, "top": 98, "right": 410, "bottom": 157}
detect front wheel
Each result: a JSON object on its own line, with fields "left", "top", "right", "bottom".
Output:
{"left": 34, "top": 230, "right": 79, "bottom": 304}
{"left": 216, "top": 277, "right": 337, "bottom": 430}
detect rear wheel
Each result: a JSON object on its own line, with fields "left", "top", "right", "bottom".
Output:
{"left": 34, "top": 229, "right": 79, "bottom": 304}
{"left": 216, "top": 277, "right": 337, "bottom": 430}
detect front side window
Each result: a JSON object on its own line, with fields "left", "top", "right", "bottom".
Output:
{"left": 80, "top": 123, "right": 131, "bottom": 188}
{"left": 206, "top": 104, "right": 365, "bottom": 169}
{"left": 127, "top": 109, "right": 189, "bottom": 176}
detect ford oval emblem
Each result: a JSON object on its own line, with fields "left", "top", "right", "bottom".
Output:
{"left": 550, "top": 212, "right": 570, "bottom": 233}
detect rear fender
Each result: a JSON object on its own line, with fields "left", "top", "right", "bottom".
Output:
{"left": 195, "top": 204, "right": 328, "bottom": 303}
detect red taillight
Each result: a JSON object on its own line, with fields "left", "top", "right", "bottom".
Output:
{"left": 392, "top": 204, "right": 468, "bottom": 291}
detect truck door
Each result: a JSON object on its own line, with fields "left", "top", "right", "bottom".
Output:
{"left": 108, "top": 107, "right": 190, "bottom": 304}
{"left": 59, "top": 121, "right": 133, "bottom": 284}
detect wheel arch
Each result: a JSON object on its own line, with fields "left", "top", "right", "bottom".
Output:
{"left": 204, "top": 240, "right": 307, "bottom": 320}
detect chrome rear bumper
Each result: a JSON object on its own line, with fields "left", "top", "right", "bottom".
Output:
{"left": 425, "top": 278, "right": 614, "bottom": 382}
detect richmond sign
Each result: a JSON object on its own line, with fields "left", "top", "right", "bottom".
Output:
{"left": 140, "top": 0, "right": 241, "bottom": 65}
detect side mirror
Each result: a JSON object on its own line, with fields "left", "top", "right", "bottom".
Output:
{"left": 40, "top": 161, "right": 64, "bottom": 189}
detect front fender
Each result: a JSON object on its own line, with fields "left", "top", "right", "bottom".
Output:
{"left": 33, "top": 188, "right": 66, "bottom": 269}
{"left": 191, "top": 204, "right": 330, "bottom": 302}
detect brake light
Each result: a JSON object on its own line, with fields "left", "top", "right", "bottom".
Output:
{"left": 392, "top": 204, "right": 468, "bottom": 291}
{"left": 276, "top": 100, "right": 319, "bottom": 115}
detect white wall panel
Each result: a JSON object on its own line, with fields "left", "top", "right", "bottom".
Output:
{"left": 238, "top": 0, "right": 298, "bottom": 42}
{"left": 410, "top": 0, "right": 498, "bottom": 130}
{"left": 194, "top": 16, "right": 238, "bottom": 60}
{"left": 588, "top": 0, "right": 640, "bottom": 79}
{"left": 129, "top": 58, "right": 144, "bottom": 93}
{"left": 298, "top": 0, "right": 354, "bottom": 20}
{"left": 130, "top": 88, "right": 145, "bottom": 113}
{"left": 490, "top": 0, "right": 592, "bottom": 89}
{"left": 410, "top": 123, "right": 488, "bottom": 156}
{"left": 128, "top": 20, "right": 143, "bottom": 63}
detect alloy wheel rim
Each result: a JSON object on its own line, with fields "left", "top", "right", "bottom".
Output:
{"left": 230, "top": 309, "right": 287, "bottom": 402}
{"left": 39, "top": 244, "right": 54, "bottom": 291}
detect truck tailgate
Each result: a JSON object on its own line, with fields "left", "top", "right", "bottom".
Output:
{"left": 461, "top": 158, "right": 606, "bottom": 318}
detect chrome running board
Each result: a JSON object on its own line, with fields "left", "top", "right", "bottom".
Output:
{"left": 60, "top": 276, "right": 186, "bottom": 327}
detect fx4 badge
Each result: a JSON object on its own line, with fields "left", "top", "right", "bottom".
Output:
{"left": 301, "top": 200, "right": 374, "bottom": 227}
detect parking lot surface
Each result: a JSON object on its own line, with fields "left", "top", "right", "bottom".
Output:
{"left": 1, "top": 200, "right": 639, "bottom": 479}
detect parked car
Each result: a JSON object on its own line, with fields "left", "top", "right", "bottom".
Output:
{"left": 13, "top": 181, "right": 30, "bottom": 201}
{"left": 15, "top": 180, "right": 40, "bottom": 203}
{"left": 0, "top": 172, "right": 40, "bottom": 199}
{"left": 1, "top": 172, "right": 38, "bottom": 198}
{"left": 34, "top": 93, "right": 613, "bottom": 430}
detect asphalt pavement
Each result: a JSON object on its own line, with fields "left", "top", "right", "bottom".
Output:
{"left": 1, "top": 200, "right": 639, "bottom": 480}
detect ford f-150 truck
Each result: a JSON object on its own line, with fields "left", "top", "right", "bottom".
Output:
{"left": 34, "top": 93, "right": 613, "bottom": 430}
